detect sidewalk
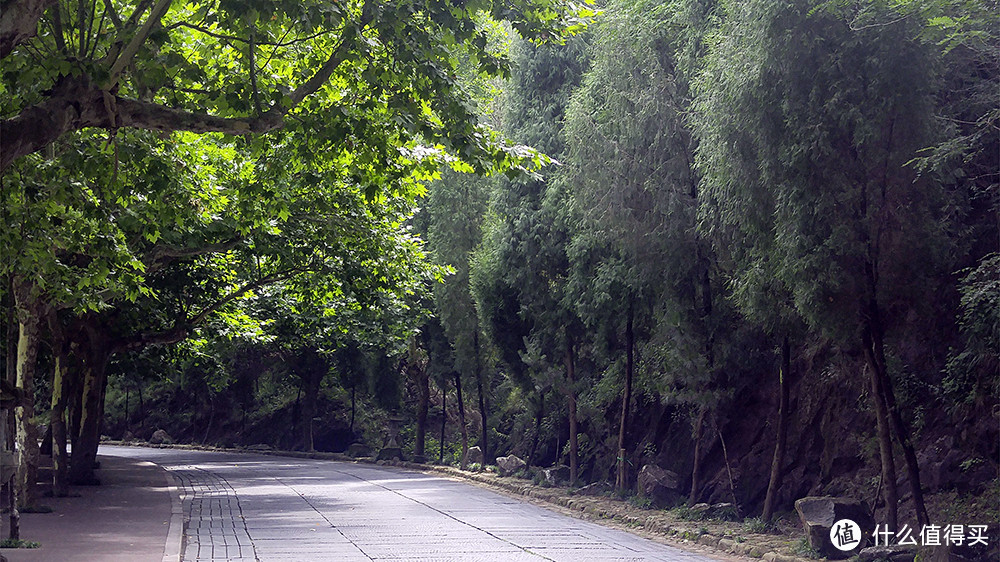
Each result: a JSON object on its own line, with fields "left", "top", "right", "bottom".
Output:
{"left": 1, "top": 453, "right": 180, "bottom": 562}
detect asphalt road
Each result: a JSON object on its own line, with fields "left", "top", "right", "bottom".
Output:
{"left": 108, "top": 446, "right": 719, "bottom": 562}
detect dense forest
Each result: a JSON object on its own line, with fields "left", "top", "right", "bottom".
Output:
{"left": 1, "top": 0, "right": 997, "bottom": 546}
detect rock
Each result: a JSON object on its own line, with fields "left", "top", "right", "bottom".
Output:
{"left": 691, "top": 502, "right": 711, "bottom": 513}
{"left": 346, "top": 443, "right": 371, "bottom": 458}
{"left": 637, "top": 464, "right": 682, "bottom": 508}
{"left": 858, "top": 545, "right": 917, "bottom": 562}
{"left": 576, "top": 482, "right": 612, "bottom": 497}
{"left": 247, "top": 443, "right": 272, "bottom": 451}
{"left": 496, "top": 455, "right": 527, "bottom": 476}
{"left": 927, "top": 545, "right": 975, "bottom": 562}
{"left": 149, "top": 429, "right": 173, "bottom": 445}
{"left": 543, "top": 465, "right": 571, "bottom": 487}
{"left": 794, "top": 496, "right": 874, "bottom": 559}
{"left": 465, "top": 446, "right": 483, "bottom": 465}
{"left": 376, "top": 447, "right": 403, "bottom": 461}
{"left": 122, "top": 431, "right": 136, "bottom": 443}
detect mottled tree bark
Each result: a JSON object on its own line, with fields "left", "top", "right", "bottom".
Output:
{"left": 13, "top": 278, "right": 41, "bottom": 509}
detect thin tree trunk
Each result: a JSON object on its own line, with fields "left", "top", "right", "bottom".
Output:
{"left": 529, "top": 391, "right": 543, "bottom": 464}
{"left": 414, "top": 363, "right": 429, "bottom": 459}
{"left": 688, "top": 407, "right": 706, "bottom": 506}
{"left": 439, "top": 378, "right": 447, "bottom": 464}
{"left": 762, "top": 336, "right": 791, "bottom": 521}
{"left": 454, "top": 371, "right": 468, "bottom": 469}
{"left": 863, "top": 323, "right": 898, "bottom": 530}
{"left": 616, "top": 301, "right": 634, "bottom": 492}
{"left": 202, "top": 392, "right": 215, "bottom": 445}
{"left": 565, "top": 329, "right": 578, "bottom": 485}
{"left": 300, "top": 361, "right": 321, "bottom": 452}
{"left": 877, "top": 341, "right": 929, "bottom": 526}
{"left": 474, "top": 330, "right": 488, "bottom": 463}
{"left": 349, "top": 386, "right": 356, "bottom": 436}
{"left": 136, "top": 379, "right": 144, "bottom": 433}
{"left": 13, "top": 280, "right": 41, "bottom": 509}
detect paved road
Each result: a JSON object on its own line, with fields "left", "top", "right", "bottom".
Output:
{"left": 108, "top": 446, "right": 718, "bottom": 562}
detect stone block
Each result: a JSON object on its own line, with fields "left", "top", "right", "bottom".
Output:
{"left": 636, "top": 464, "right": 682, "bottom": 508}
{"left": 794, "top": 496, "right": 873, "bottom": 559}
{"left": 496, "top": 455, "right": 526, "bottom": 476}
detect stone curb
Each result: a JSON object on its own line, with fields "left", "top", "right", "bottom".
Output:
{"left": 160, "top": 469, "right": 184, "bottom": 562}
{"left": 103, "top": 441, "right": 815, "bottom": 562}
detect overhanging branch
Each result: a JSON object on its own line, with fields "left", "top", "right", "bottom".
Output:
{"left": 112, "top": 267, "right": 304, "bottom": 353}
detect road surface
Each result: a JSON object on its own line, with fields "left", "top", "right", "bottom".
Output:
{"left": 108, "top": 446, "right": 720, "bottom": 562}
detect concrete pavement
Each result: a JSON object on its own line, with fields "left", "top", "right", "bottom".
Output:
{"left": 3, "top": 446, "right": 725, "bottom": 561}
{"left": 115, "top": 446, "right": 719, "bottom": 561}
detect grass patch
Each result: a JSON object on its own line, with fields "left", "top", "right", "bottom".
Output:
{"left": 670, "top": 505, "right": 708, "bottom": 521}
{"left": 628, "top": 495, "right": 653, "bottom": 509}
{"left": 0, "top": 538, "right": 41, "bottom": 548}
{"left": 793, "top": 537, "right": 821, "bottom": 559}
{"left": 742, "top": 516, "right": 779, "bottom": 534}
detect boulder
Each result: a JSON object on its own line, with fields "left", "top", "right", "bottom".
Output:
{"left": 149, "top": 429, "right": 173, "bottom": 445}
{"left": 122, "top": 431, "right": 136, "bottom": 443}
{"left": 576, "top": 482, "right": 612, "bottom": 497}
{"left": 636, "top": 464, "right": 682, "bottom": 508}
{"left": 376, "top": 447, "right": 403, "bottom": 461}
{"left": 794, "top": 496, "right": 873, "bottom": 559}
{"left": 858, "top": 545, "right": 917, "bottom": 562}
{"left": 465, "top": 446, "right": 484, "bottom": 466}
{"left": 346, "top": 443, "right": 371, "bottom": 458}
{"left": 496, "top": 455, "right": 526, "bottom": 476}
{"left": 543, "top": 465, "right": 571, "bottom": 487}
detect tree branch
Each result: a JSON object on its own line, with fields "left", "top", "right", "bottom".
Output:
{"left": 144, "top": 236, "right": 245, "bottom": 272}
{"left": 1, "top": 1, "right": 373, "bottom": 170}
{"left": 107, "top": 0, "right": 172, "bottom": 83}
{"left": 112, "top": 267, "right": 303, "bottom": 353}
{"left": 0, "top": 0, "right": 57, "bottom": 59}
{"left": 0, "top": 78, "right": 283, "bottom": 170}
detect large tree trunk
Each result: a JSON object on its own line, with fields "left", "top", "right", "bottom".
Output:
{"left": 564, "top": 329, "right": 578, "bottom": 485}
{"left": 762, "top": 336, "right": 791, "bottom": 521}
{"left": 47, "top": 310, "right": 70, "bottom": 497}
{"left": 68, "top": 323, "right": 110, "bottom": 485}
{"left": 616, "top": 301, "right": 634, "bottom": 492}
{"left": 454, "top": 371, "right": 468, "bottom": 469}
{"left": 4, "top": 277, "right": 20, "bottom": 540}
{"left": 13, "top": 279, "right": 42, "bottom": 509}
